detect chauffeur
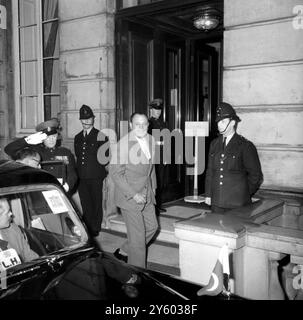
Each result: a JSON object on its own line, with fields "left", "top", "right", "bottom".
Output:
{"left": 4, "top": 119, "right": 77, "bottom": 195}
{"left": 74, "top": 105, "right": 109, "bottom": 237}
{"left": 204, "top": 102, "right": 263, "bottom": 213}
{"left": 148, "top": 99, "right": 168, "bottom": 213}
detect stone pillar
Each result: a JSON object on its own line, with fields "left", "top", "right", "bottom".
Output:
{"left": 224, "top": 0, "right": 303, "bottom": 195}
{"left": 59, "top": 0, "right": 116, "bottom": 151}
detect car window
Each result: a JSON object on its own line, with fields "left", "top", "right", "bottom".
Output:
{"left": 0, "top": 187, "right": 88, "bottom": 273}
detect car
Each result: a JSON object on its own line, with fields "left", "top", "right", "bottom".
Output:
{"left": 0, "top": 160, "right": 244, "bottom": 301}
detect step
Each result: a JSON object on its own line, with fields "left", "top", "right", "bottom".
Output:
{"left": 99, "top": 229, "right": 180, "bottom": 276}
{"left": 99, "top": 204, "right": 204, "bottom": 276}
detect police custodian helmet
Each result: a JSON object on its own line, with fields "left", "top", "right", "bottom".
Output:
{"left": 79, "top": 104, "right": 95, "bottom": 120}
{"left": 36, "top": 118, "right": 59, "bottom": 135}
{"left": 149, "top": 98, "right": 163, "bottom": 110}
{"left": 215, "top": 102, "right": 241, "bottom": 123}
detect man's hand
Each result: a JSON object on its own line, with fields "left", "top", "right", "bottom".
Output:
{"left": 133, "top": 193, "right": 146, "bottom": 204}
{"left": 205, "top": 197, "right": 211, "bottom": 206}
{"left": 25, "top": 132, "right": 47, "bottom": 145}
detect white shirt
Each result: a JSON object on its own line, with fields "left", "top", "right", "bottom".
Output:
{"left": 83, "top": 127, "right": 93, "bottom": 137}
{"left": 135, "top": 136, "right": 151, "bottom": 160}
{"left": 224, "top": 132, "right": 235, "bottom": 146}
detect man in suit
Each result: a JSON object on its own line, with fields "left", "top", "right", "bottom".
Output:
{"left": 110, "top": 113, "right": 158, "bottom": 268}
{"left": 205, "top": 102, "right": 263, "bottom": 213}
{"left": 148, "top": 98, "right": 168, "bottom": 214}
{"left": 74, "top": 104, "right": 109, "bottom": 237}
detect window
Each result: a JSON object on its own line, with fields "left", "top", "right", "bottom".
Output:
{"left": 13, "top": 0, "right": 59, "bottom": 135}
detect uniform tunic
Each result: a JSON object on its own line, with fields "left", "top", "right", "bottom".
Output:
{"left": 205, "top": 133, "right": 263, "bottom": 209}
{"left": 148, "top": 117, "right": 168, "bottom": 208}
{"left": 4, "top": 138, "right": 77, "bottom": 194}
{"left": 74, "top": 127, "right": 109, "bottom": 236}
{"left": 35, "top": 144, "right": 77, "bottom": 193}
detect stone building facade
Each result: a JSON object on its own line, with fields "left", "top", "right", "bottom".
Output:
{"left": 0, "top": 0, "right": 302, "bottom": 211}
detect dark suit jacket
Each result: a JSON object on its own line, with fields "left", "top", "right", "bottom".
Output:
{"left": 74, "top": 127, "right": 109, "bottom": 180}
{"left": 205, "top": 133, "right": 263, "bottom": 209}
{"left": 109, "top": 131, "right": 156, "bottom": 212}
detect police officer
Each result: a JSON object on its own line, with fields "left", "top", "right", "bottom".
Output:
{"left": 148, "top": 98, "right": 168, "bottom": 213}
{"left": 204, "top": 102, "right": 263, "bottom": 213}
{"left": 74, "top": 104, "right": 109, "bottom": 237}
{"left": 4, "top": 119, "right": 77, "bottom": 195}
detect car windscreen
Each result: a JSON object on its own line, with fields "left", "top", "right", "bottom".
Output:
{"left": 0, "top": 186, "right": 88, "bottom": 272}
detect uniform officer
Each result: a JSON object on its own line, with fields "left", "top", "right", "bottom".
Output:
{"left": 204, "top": 102, "right": 263, "bottom": 213}
{"left": 74, "top": 104, "right": 109, "bottom": 237}
{"left": 4, "top": 119, "right": 77, "bottom": 195}
{"left": 148, "top": 98, "right": 168, "bottom": 213}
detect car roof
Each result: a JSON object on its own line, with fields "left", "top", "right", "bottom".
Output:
{"left": 0, "top": 160, "right": 60, "bottom": 188}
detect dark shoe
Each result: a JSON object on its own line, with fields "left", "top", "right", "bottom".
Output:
{"left": 114, "top": 248, "right": 128, "bottom": 263}
{"left": 156, "top": 206, "right": 167, "bottom": 213}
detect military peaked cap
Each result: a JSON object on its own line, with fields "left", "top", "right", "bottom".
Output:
{"left": 36, "top": 119, "right": 59, "bottom": 135}
{"left": 149, "top": 98, "right": 163, "bottom": 110}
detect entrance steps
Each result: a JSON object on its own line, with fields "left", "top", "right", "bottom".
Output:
{"left": 98, "top": 203, "right": 204, "bottom": 276}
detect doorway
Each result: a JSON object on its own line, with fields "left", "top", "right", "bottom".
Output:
{"left": 115, "top": 0, "right": 223, "bottom": 202}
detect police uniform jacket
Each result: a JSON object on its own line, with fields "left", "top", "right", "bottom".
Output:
{"left": 148, "top": 117, "right": 168, "bottom": 163}
{"left": 205, "top": 133, "right": 263, "bottom": 209}
{"left": 74, "top": 127, "right": 108, "bottom": 180}
{"left": 4, "top": 137, "right": 78, "bottom": 192}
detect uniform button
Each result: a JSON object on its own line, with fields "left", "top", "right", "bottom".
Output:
{"left": 220, "top": 168, "right": 223, "bottom": 171}
{"left": 221, "top": 154, "right": 224, "bottom": 157}
{"left": 82, "top": 162, "right": 84, "bottom": 165}
{"left": 220, "top": 182, "right": 223, "bottom": 185}
{"left": 220, "top": 175, "right": 223, "bottom": 178}
{"left": 220, "top": 161, "right": 224, "bottom": 164}
{"left": 51, "top": 167, "right": 53, "bottom": 170}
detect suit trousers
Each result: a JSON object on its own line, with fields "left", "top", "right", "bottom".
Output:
{"left": 120, "top": 203, "right": 158, "bottom": 268}
{"left": 155, "top": 163, "right": 166, "bottom": 207}
{"left": 78, "top": 178, "right": 104, "bottom": 236}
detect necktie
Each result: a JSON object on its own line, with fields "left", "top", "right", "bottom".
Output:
{"left": 84, "top": 131, "right": 87, "bottom": 138}
{"left": 223, "top": 137, "right": 227, "bottom": 152}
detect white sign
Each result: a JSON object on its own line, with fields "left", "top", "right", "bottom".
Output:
{"left": 42, "top": 190, "right": 68, "bottom": 214}
{"left": 0, "top": 5, "right": 7, "bottom": 30}
{"left": 185, "top": 121, "right": 209, "bottom": 137}
{"left": 0, "top": 249, "right": 21, "bottom": 271}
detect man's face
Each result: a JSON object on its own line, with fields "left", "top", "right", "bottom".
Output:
{"left": 151, "top": 108, "right": 162, "bottom": 119}
{"left": 26, "top": 154, "right": 41, "bottom": 169}
{"left": 217, "top": 118, "right": 235, "bottom": 136}
{"left": 81, "top": 117, "right": 94, "bottom": 131}
{"left": 130, "top": 115, "right": 149, "bottom": 138}
{"left": 43, "top": 133, "right": 58, "bottom": 149}
{"left": 0, "top": 199, "right": 13, "bottom": 229}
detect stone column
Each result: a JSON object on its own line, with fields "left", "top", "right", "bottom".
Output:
{"left": 224, "top": 0, "right": 303, "bottom": 195}
{"left": 59, "top": 0, "right": 116, "bottom": 151}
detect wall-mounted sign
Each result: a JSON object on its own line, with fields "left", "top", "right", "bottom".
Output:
{"left": 0, "top": 5, "right": 7, "bottom": 30}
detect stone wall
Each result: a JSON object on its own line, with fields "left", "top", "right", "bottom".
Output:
{"left": 224, "top": 0, "right": 303, "bottom": 193}
{"left": 0, "top": 0, "right": 8, "bottom": 158}
{"left": 59, "top": 0, "right": 116, "bottom": 151}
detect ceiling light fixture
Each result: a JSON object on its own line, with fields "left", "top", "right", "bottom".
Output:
{"left": 193, "top": 12, "right": 220, "bottom": 31}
